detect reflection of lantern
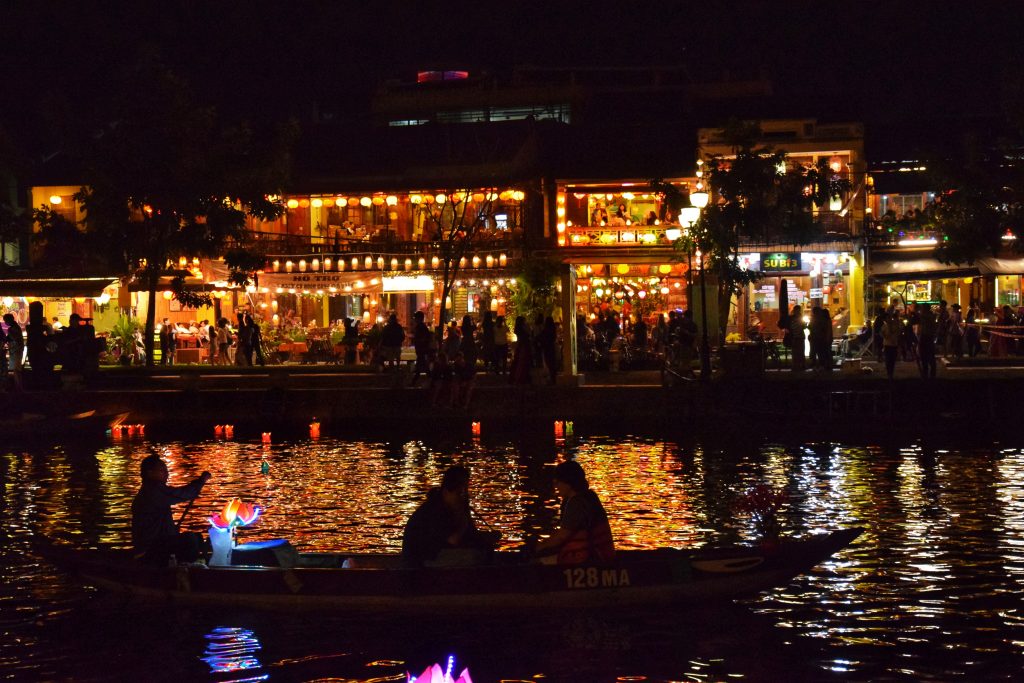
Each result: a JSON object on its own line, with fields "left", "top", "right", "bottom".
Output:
{"left": 309, "top": 421, "right": 320, "bottom": 439}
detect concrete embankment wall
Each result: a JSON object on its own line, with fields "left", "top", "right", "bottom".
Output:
{"left": 2, "top": 371, "right": 1016, "bottom": 439}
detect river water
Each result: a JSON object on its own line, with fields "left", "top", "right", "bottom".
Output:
{"left": 2, "top": 427, "right": 1024, "bottom": 681}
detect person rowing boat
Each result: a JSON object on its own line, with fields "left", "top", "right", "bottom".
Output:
{"left": 130, "top": 454, "right": 211, "bottom": 565}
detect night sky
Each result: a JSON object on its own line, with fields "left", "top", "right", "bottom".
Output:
{"left": 1, "top": 1, "right": 1020, "bottom": 159}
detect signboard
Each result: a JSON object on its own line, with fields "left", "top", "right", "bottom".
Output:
{"left": 761, "top": 252, "right": 801, "bottom": 272}
{"left": 261, "top": 272, "right": 367, "bottom": 291}
{"left": 809, "top": 288, "right": 823, "bottom": 299}
{"left": 382, "top": 275, "right": 435, "bottom": 292}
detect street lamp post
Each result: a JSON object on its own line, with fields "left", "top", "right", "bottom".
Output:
{"left": 687, "top": 171, "right": 711, "bottom": 380}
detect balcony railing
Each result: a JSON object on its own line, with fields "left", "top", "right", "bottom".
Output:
{"left": 242, "top": 229, "right": 523, "bottom": 258}
{"left": 563, "top": 224, "right": 677, "bottom": 247}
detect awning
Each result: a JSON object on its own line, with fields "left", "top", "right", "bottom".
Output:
{"left": 0, "top": 276, "right": 118, "bottom": 298}
{"left": 976, "top": 257, "right": 1024, "bottom": 275}
{"left": 868, "top": 258, "right": 979, "bottom": 282}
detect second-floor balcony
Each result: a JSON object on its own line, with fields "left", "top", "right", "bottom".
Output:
{"left": 244, "top": 228, "right": 523, "bottom": 260}
{"left": 563, "top": 223, "right": 677, "bottom": 247}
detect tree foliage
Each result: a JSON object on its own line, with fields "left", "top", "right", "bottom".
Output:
{"left": 36, "top": 56, "right": 295, "bottom": 364}
{"left": 931, "top": 131, "right": 1024, "bottom": 265}
{"left": 659, "top": 120, "right": 850, "bottom": 340}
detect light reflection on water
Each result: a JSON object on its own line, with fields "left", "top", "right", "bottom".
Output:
{"left": 3, "top": 433, "right": 1024, "bottom": 680}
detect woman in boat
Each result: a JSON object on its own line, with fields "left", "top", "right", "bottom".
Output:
{"left": 131, "top": 455, "right": 211, "bottom": 565}
{"left": 534, "top": 460, "right": 615, "bottom": 565}
{"left": 401, "top": 465, "right": 494, "bottom": 567}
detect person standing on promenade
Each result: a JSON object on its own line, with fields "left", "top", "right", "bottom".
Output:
{"left": 480, "top": 311, "right": 495, "bottom": 373}
{"left": 380, "top": 313, "right": 405, "bottom": 369}
{"left": 881, "top": 309, "right": 902, "bottom": 379}
{"left": 539, "top": 315, "right": 559, "bottom": 384}
{"left": 510, "top": 315, "right": 533, "bottom": 384}
{"left": 3, "top": 313, "right": 24, "bottom": 391}
{"left": 493, "top": 315, "right": 509, "bottom": 375}
{"left": 936, "top": 300, "right": 950, "bottom": 357}
{"left": 460, "top": 314, "right": 477, "bottom": 369}
{"left": 948, "top": 303, "right": 964, "bottom": 359}
{"left": 788, "top": 305, "right": 806, "bottom": 372}
{"left": 917, "top": 304, "right": 938, "bottom": 378}
{"left": 965, "top": 304, "right": 982, "bottom": 357}
{"left": 410, "top": 310, "right": 434, "bottom": 386}
{"left": 159, "top": 318, "right": 175, "bottom": 365}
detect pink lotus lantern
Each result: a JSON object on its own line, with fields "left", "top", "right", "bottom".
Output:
{"left": 408, "top": 656, "right": 472, "bottom": 683}
{"left": 209, "top": 498, "right": 262, "bottom": 530}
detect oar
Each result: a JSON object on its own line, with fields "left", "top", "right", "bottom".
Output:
{"left": 175, "top": 497, "right": 196, "bottom": 532}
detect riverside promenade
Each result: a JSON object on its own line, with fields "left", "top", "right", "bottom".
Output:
{"left": 3, "top": 358, "right": 1022, "bottom": 438}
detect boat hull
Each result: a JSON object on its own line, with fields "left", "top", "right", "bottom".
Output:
{"left": 39, "top": 529, "right": 862, "bottom": 612}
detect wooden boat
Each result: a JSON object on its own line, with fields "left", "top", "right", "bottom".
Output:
{"left": 38, "top": 528, "right": 862, "bottom": 612}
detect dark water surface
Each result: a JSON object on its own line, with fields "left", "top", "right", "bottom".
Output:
{"left": 3, "top": 427, "right": 1024, "bottom": 681}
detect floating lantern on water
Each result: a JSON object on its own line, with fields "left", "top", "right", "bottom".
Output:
{"left": 224, "top": 425, "right": 234, "bottom": 439}
{"left": 471, "top": 421, "right": 481, "bottom": 436}
{"left": 136, "top": 424, "right": 145, "bottom": 436}
{"left": 214, "top": 425, "right": 224, "bottom": 437}
{"left": 209, "top": 498, "right": 264, "bottom": 567}
{"left": 261, "top": 432, "right": 271, "bottom": 444}
{"left": 408, "top": 656, "right": 471, "bottom": 683}
{"left": 554, "top": 421, "right": 564, "bottom": 438}
{"left": 260, "top": 460, "right": 270, "bottom": 475}
{"left": 309, "top": 420, "right": 320, "bottom": 439}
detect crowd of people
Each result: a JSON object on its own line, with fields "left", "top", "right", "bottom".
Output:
{"left": 869, "top": 300, "right": 1024, "bottom": 378}
{"left": 1, "top": 304, "right": 102, "bottom": 390}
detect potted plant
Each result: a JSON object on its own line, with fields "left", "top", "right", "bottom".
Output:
{"left": 109, "top": 314, "right": 142, "bottom": 365}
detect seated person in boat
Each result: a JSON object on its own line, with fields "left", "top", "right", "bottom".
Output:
{"left": 534, "top": 460, "right": 616, "bottom": 564}
{"left": 131, "top": 455, "right": 211, "bottom": 565}
{"left": 402, "top": 465, "right": 496, "bottom": 567}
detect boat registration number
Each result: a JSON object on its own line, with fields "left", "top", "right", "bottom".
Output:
{"left": 563, "top": 567, "right": 631, "bottom": 589}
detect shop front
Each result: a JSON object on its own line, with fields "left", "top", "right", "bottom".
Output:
{"left": 734, "top": 249, "right": 864, "bottom": 337}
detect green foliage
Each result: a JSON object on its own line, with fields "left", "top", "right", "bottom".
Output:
{"left": 510, "top": 256, "right": 562, "bottom": 321}
{"left": 285, "top": 328, "right": 307, "bottom": 343}
{"left": 34, "top": 55, "right": 296, "bottom": 365}
{"left": 931, "top": 132, "right": 1023, "bottom": 264}
{"left": 109, "top": 314, "right": 141, "bottom": 354}
{"left": 660, "top": 120, "right": 851, "bottom": 340}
